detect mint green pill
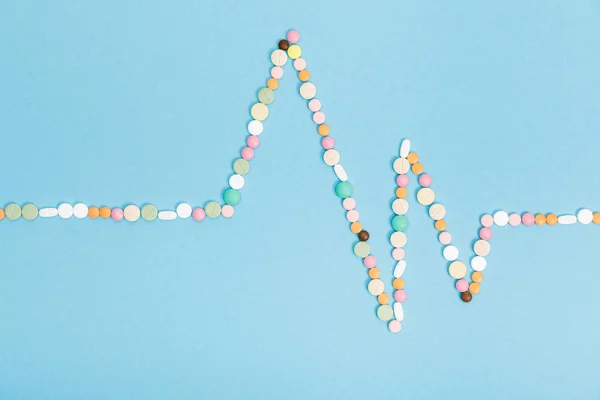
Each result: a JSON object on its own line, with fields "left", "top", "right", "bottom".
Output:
{"left": 223, "top": 189, "right": 241, "bottom": 206}
{"left": 377, "top": 305, "right": 394, "bottom": 321}
{"left": 392, "top": 215, "right": 409, "bottom": 231}
{"left": 205, "top": 202, "right": 221, "bottom": 219}
{"left": 141, "top": 204, "right": 158, "bottom": 221}
{"left": 335, "top": 181, "right": 353, "bottom": 198}
{"left": 233, "top": 159, "right": 250, "bottom": 175}
{"left": 258, "top": 88, "right": 275, "bottom": 105}
{"left": 5, "top": 203, "right": 21, "bottom": 221}
{"left": 21, "top": 204, "right": 39, "bottom": 221}
{"left": 353, "top": 241, "right": 370, "bottom": 258}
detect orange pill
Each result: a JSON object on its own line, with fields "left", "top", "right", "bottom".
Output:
{"left": 368, "top": 267, "right": 380, "bottom": 279}
{"left": 411, "top": 162, "right": 424, "bottom": 175}
{"left": 469, "top": 282, "right": 481, "bottom": 294}
{"left": 546, "top": 213, "right": 558, "bottom": 226}
{"left": 99, "top": 206, "right": 111, "bottom": 219}
{"left": 472, "top": 271, "right": 484, "bottom": 283}
{"left": 88, "top": 206, "right": 100, "bottom": 219}
{"left": 593, "top": 213, "right": 600, "bottom": 224}
{"left": 0, "top": 208, "right": 4, "bottom": 221}
{"left": 535, "top": 213, "right": 546, "bottom": 226}
{"left": 267, "top": 78, "right": 279, "bottom": 90}
{"left": 317, "top": 124, "right": 330, "bottom": 136}
{"left": 396, "top": 187, "right": 408, "bottom": 198}
{"left": 435, "top": 220, "right": 447, "bottom": 231}
{"left": 393, "top": 278, "right": 405, "bottom": 290}
{"left": 378, "top": 293, "right": 390, "bottom": 305}
{"left": 406, "top": 152, "right": 419, "bottom": 164}
{"left": 298, "top": 70, "right": 310, "bottom": 82}
{"left": 350, "top": 222, "right": 362, "bottom": 233}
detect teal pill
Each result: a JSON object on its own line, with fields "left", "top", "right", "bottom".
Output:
{"left": 5, "top": 203, "right": 21, "bottom": 221}
{"left": 233, "top": 159, "right": 250, "bottom": 175}
{"left": 21, "top": 204, "right": 39, "bottom": 221}
{"left": 335, "top": 181, "right": 354, "bottom": 198}
{"left": 223, "top": 189, "right": 241, "bottom": 206}
{"left": 353, "top": 241, "right": 370, "bottom": 258}
{"left": 205, "top": 202, "right": 221, "bottom": 218}
{"left": 392, "top": 215, "right": 409, "bottom": 231}
{"left": 141, "top": 204, "right": 158, "bottom": 221}
{"left": 377, "top": 305, "right": 394, "bottom": 321}
{"left": 258, "top": 88, "right": 275, "bottom": 105}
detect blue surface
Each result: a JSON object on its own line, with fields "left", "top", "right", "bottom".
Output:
{"left": 1, "top": 1, "right": 600, "bottom": 398}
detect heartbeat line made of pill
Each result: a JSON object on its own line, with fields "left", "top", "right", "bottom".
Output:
{"left": 2, "top": 29, "right": 598, "bottom": 333}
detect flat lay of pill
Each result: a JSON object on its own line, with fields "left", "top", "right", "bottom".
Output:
{"left": 176, "top": 203, "right": 193, "bottom": 219}
{"left": 558, "top": 215, "right": 577, "bottom": 224}
{"left": 577, "top": 209, "right": 593, "bottom": 224}
{"left": 73, "top": 203, "right": 88, "bottom": 219}
{"left": 493, "top": 211, "right": 509, "bottom": 226}
{"left": 393, "top": 303, "right": 404, "bottom": 321}
{"left": 58, "top": 203, "right": 73, "bottom": 219}
{"left": 39, "top": 207, "right": 58, "bottom": 218}
{"left": 334, "top": 164, "right": 347, "bottom": 181}
{"left": 158, "top": 211, "right": 177, "bottom": 221}
{"left": 124, "top": 205, "right": 140, "bottom": 222}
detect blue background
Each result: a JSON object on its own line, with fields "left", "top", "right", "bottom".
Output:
{"left": 1, "top": 1, "right": 600, "bottom": 399}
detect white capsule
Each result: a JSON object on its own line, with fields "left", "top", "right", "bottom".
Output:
{"left": 58, "top": 203, "right": 73, "bottom": 219}
{"left": 73, "top": 203, "right": 88, "bottom": 219}
{"left": 393, "top": 260, "right": 407, "bottom": 278}
{"left": 443, "top": 245, "right": 459, "bottom": 261}
{"left": 393, "top": 303, "right": 404, "bottom": 321}
{"left": 229, "top": 174, "right": 245, "bottom": 190}
{"left": 558, "top": 215, "right": 577, "bottom": 225}
{"left": 400, "top": 139, "right": 411, "bottom": 158}
{"left": 334, "top": 164, "right": 348, "bottom": 182}
{"left": 39, "top": 207, "right": 58, "bottom": 217}
{"left": 577, "top": 209, "right": 593, "bottom": 224}
{"left": 493, "top": 211, "right": 509, "bottom": 226}
{"left": 158, "top": 211, "right": 177, "bottom": 221}
{"left": 176, "top": 203, "right": 192, "bottom": 219}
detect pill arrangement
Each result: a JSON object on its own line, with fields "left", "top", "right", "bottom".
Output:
{"left": 2, "top": 29, "right": 599, "bottom": 333}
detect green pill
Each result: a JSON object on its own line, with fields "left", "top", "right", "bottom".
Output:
{"left": 233, "top": 159, "right": 250, "bottom": 175}
{"left": 205, "top": 202, "right": 221, "bottom": 219}
{"left": 141, "top": 204, "right": 158, "bottom": 221}
{"left": 258, "top": 88, "right": 275, "bottom": 105}
{"left": 377, "top": 305, "right": 394, "bottom": 321}
{"left": 353, "top": 242, "right": 370, "bottom": 258}
{"left": 21, "top": 204, "right": 39, "bottom": 221}
{"left": 391, "top": 215, "right": 409, "bottom": 231}
{"left": 5, "top": 203, "right": 22, "bottom": 221}
{"left": 223, "top": 189, "right": 241, "bottom": 206}
{"left": 335, "top": 181, "right": 354, "bottom": 198}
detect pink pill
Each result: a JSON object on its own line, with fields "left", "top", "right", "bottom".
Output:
{"left": 364, "top": 255, "right": 377, "bottom": 269}
{"left": 509, "top": 213, "right": 521, "bottom": 226}
{"left": 308, "top": 99, "right": 321, "bottom": 112}
{"left": 456, "top": 279, "right": 469, "bottom": 292}
{"left": 287, "top": 29, "right": 300, "bottom": 43}
{"left": 342, "top": 198, "right": 355, "bottom": 210}
{"left": 346, "top": 209, "right": 359, "bottom": 222}
{"left": 396, "top": 174, "right": 409, "bottom": 187}
{"left": 392, "top": 248, "right": 405, "bottom": 261}
{"left": 388, "top": 320, "right": 402, "bottom": 333}
{"left": 418, "top": 173, "right": 432, "bottom": 187}
{"left": 221, "top": 205, "right": 235, "bottom": 218}
{"left": 394, "top": 290, "right": 407, "bottom": 302}
{"left": 192, "top": 208, "right": 206, "bottom": 221}
{"left": 480, "top": 214, "right": 494, "bottom": 227}
{"left": 312, "top": 111, "right": 326, "bottom": 124}
{"left": 293, "top": 58, "right": 306, "bottom": 71}
{"left": 270, "top": 66, "right": 283, "bottom": 79}
{"left": 439, "top": 231, "right": 452, "bottom": 245}
{"left": 321, "top": 136, "right": 335, "bottom": 149}
{"left": 522, "top": 212, "right": 535, "bottom": 226}
{"left": 241, "top": 147, "right": 254, "bottom": 160}
{"left": 111, "top": 208, "right": 123, "bottom": 221}
{"left": 246, "top": 135, "right": 260, "bottom": 149}
{"left": 479, "top": 227, "right": 492, "bottom": 240}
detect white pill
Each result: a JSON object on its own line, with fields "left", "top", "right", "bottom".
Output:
{"left": 392, "top": 199, "right": 409, "bottom": 215}
{"left": 393, "top": 260, "right": 407, "bottom": 278}
{"left": 73, "top": 203, "right": 88, "bottom": 219}
{"left": 39, "top": 208, "right": 58, "bottom": 217}
{"left": 270, "top": 49, "right": 288, "bottom": 66}
{"left": 558, "top": 215, "right": 577, "bottom": 225}
{"left": 367, "top": 279, "right": 385, "bottom": 296}
{"left": 473, "top": 240, "right": 491, "bottom": 256}
{"left": 248, "top": 120, "right": 263, "bottom": 136}
{"left": 334, "top": 164, "right": 347, "bottom": 181}
{"left": 158, "top": 211, "right": 177, "bottom": 220}
{"left": 393, "top": 158, "right": 410, "bottom": 174}
{"left": 176, "top": 203, "right": 192, "bottom": 219}
{"left": 323, "top": 149, "right": 340, "bottom": 166}
{"left": 58, "top": 203, "right": 73, "bottom": 219}
{"left": 577, "top": 209, "right": 593, "bottom": 224}
{"left": 390, "top": 232, "right": 407, "bottom": 248}
{"left": 417, "top": 188, "right": 435, "bottom": 206}
{"left": 400, "top": 139, "right": 411, "bottom": 158}
{"left": 229, "top": 174, "right": 245, "bottom": 190}
{"left": 443, "top": 245, "right": 459, "bottom": 261}
{"left": 493, "top": 211, "right": 509, "bottom": 226}
{"left": 471, "top": 256, "right": 487, "bottom": 271}
{"left": 393, "top": 303, "right": 404, "bottom": 321}
{"left": 428, "top": 203, "right": 446, "bottom": 220}
{"left": 299, "top": 82, "right": 316, "bottom": 99}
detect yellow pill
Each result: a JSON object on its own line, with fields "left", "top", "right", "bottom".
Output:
{"left": 267, "top": 78, "right": 279, "bottom": 90}
{"left": 368, "top": 267, "right": 380, "bottom": 279}
{"left": 535, "top": 213, "right": 546, "bottom": 226}
{"left": 546, "top": 213, "right": 558, "bottom": 226}
{"left": 472, "top": 271, "right": 484, "bottom": 283}
{"left": 469, "top": 282, "right": 481, "bottom": 294}
{"left": 350, "top": 222, "right": 362, "bottom": 233}
{"left": 448, "top": 261, "right": 467, "bottom": 279}
{"left": 393, "top": 278, "right": 405, "bottom": 290}
{"left": 378, "top": 293, "right": 390, "bottom": 305}
{"left": 406, "top": 152, "right": 419, "bottom": 164}
{"left": 411, "top": 162, "right": 424, "bottom": 175}
{"left": 318, "top": 124, "right": 330, "bottom": 136}
{"left": 250, "top": 103, "right": 269, "bottom": 121}
{"left": 298, "top": 70, "right": 310, "bottom": 82}
{"left": 287, "top": 44, "right": 302, "bottom": 59}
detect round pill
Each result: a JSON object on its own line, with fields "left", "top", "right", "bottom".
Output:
{"left": 368, "top": 268, "right": 380, "bottom": 279}
{"left": 221, "top": 205, "right": 235, "bottom": 218}
{"left": 350, "top": 222, "right": 362, "bottom": 234}
{"left": 508, "top": 213, "right": 521, "bottom": 226}
{"left": 546, "top": 213, "right": 558, "bottom": 226}
{"left": 5, "top": 204, "right": 21, "bottom": 220}
{"left": 308, "top": 99, "right": 321, "bottom": 112}
{"left": 317, "top": 124, "right": 330, "bottom": 136}
{"left": 479, "top": 227, "right": 492, "bottom": 240}
{"left": 461, "top": 291, "right": 473, "bottom": 303}
{"left": 299, "top": 82, "right": 316, "bottom": 99}
{"left": 396, "top": 174, "right": 409, "bottom": 187}
{"left": 99, "top": 207, "right": 111, "bottom": 219}
{"left": 88, "top": 206, "right": 100, "bottom": 219}
{"left": 396, "top": 187, "right": 408, "bottom": 198}
{"left": 293, "top": 58, "right": 306, "bottom": 71}
{"left": 594, "top": 213, "right": 600, "bottom": 224}
{"left": 411, "top": 162, "right": 424, "bottom": 175}
{"left": 364, "top": 255, "right": 377, "bottom": 268}
{"left": 271, "top": 66, "right": 283, "bottom": 79}
{"left": 448, "top": 261, "right": 467, "bottom": 279}
{"left": 493, "top": 211, "right": 509, "bottom": 226}
{"left": 73, "top": 203, "right": 88, "bottom": 219}
{"left": 535, "top": 213, "right": 546, "bottom": 226}
{"left": 21, "top": 204, "right": 38, "bottom": 221}
{"left": 321, "top": 137, "right": 334, "bottom": 150}
{"left": 223, "top": 189, "right": 241, "bottom": 206}
{"left": 323, "top": 149, "right": 340, "bottom": 166}
{"left": 175, "top": 203, "right": 192, "bottom": 218}
{"left": 241, "top": 147, "right": 254, "bottom": 161}
{"left": 439, "top": 231, "right": 452, "bottom": 245}
{"left": 469, "top": 282, "right": 481, "bottom": 294}
{"left": 233, "top": 159, "right": 250, "bottom": 175}
{"left": 58, "top": 203, "right": 73, "bottom": 219}
{"left": 248, "top": 120, "right": 263, "bottom": 136}
{"left": 406, "top": 152, "right": 419, "bottom": 164}
{"left": 377, "top": 305, "right": 394, "bottom": 321}
{"left": 205, "top": 202, "right": 221, "bottom": 219}
{"left": 267, "top": 78, "right": 278, "bottom": 90}
{"left": 346, "top": 210, "right": 359, "bottom": 222}
{"left": 417, "top": 188, "right": 435, "bottom": 206}
{"left": 419, "top": 173, "right": 432, "bottom": 187}
{"left": 473, "top": 240, "right": 491, "bottom": 256}
{"left": 368, "top": 279, "right": 385, "bottom": 296}
{"left": 358, "top": 230, "right": 369, "bottom": 241}
{"left": 456, "top": 279, "right": 469, "bottom": 292}
{"left": 392, "top": 248, "right": 405, "bottom": 260}
{"left": 378, "top": 293, "right": 390, "bottom": 305}
{"left": 389, "top": 320, "right": 402, "bottom": 333}
{"left": 298, "top": 69, "right": 311, "bottom": 82}
{"left": 394, "top": 289, "right": 407, "bottom": 303}
{"left": 192, "top": 208, "right": 206, "bottom": 221}
{"left": 111, "top": 208, "right": 123, "bottom": 221}
{"left": 472, "top": 271, "right": 484, "bottom": 283}
{"left": 250, "top": 103, "right": 269, "bottom": 121}
{"left": 391, "top": 215, "right": 409, "bottom": 231}
{"left": 342, "top": 198, "right": 355, "bottom": 210}
{"left": 278, "top": 39, "right": 289, "bottom": 50}
{"left": 141, "top": 204, "right": 158, "bottom": 221}
{"left": 480, "top": 214, "right": 494, "bottom": 227}
{"left": 287, "top": 29, "right": 300, "bottom": 43}
{"left": 393, "top": 158, "right": 410, "bottom": 174}
{"left": 471, "top": 256, "right": 487, "bottom": 271}
{"left": 393, "top": 278, "right": 405, "bottom": 290}
{"left": 434, "top": 220, "right": 447, "bottom": 231}
{"left": 313, "top": 112, "right": 325, "bottom": 125}
{"left": 392, "top": 199, "right": 409, "bottom": 215}
{"left": 443, "top": 245, "right": 459, "bottom": 261}
{"left": 353, "top": 242, "right": 370, "bottom": 258}
{"left": 578, "top": 209, "right": 593, "bottom": 224}
{"left": 123, "top": 205, "right": 140, "bottom": 222}
{"left": 335, "top": 181, "right": 353, "bottom": 198}
{"left": 229, "top": 174, "right": 245, "bottom": 190}
{"left": 247, "top": 136, "right": 260, "bottom": 149}
{"left": 522, "top": 212, "right": 535, "bottom": 226}
{"left": 287, "top": 44, "right": 302, "bottom": 59}
{"left": 270, "top": 49, "right": 288, "bottom": 66}
{"left": 390, "top": 231, "right": 407, "bottom": 247}
{"left": 258, "top": 88, "right": 275, "bottom": 105}
{"left": 429, "top": 203, "right": 446, "bottom": 220}
{"left": 0, "top": 208, "right": 4, "bottom": 220}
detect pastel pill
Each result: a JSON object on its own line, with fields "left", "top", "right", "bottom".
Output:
{"left": 205, "top": 202, "right": 221, "bottom": 219}
{"left": 250, "top": 103, "right": 269, "bottom": 121}
{"left": 141, "top": 204, "right": 158, "bottom": 221}
{"left": 396, "top": 174, "right": 409, "bottom": 187}
{"left": 448, "top": 261, "right": 467, "bottom": 279}
{"left": 321, "top": 137, "right": 335, "bottom": 149}
{"left": 39, "top": 207, "right": 58, "bottom": 217}
{"left": 390, "top": 231, "right": 407, "bottom": 247}
{"left": 258, "top": 88, "right": 275, "bottom": 105}
{"left": 394, "top": 290, "right": 407, "bottom": 303}
{"left": 286, "top": 29, "right": 300, "bottom": 43}
{"left": 471, "top": 256, "right": 487, "bottom": 271}
{"left": 287, "top": 44, "right": 302, "bottom": 59}
{"left": 221, "top": 205, "right": 235, "bottom": 218}
{"left": 176, "top": 203, "right": 193, "bottom": 218}
{"left": 323, "top": 149, "right": 340, "bottom": 166}
{"left": 480, "top": 214, "right": 493, "bottom": 227}
{"left": 293, "top": 58, "right": 306, "bottom": 71}
{"left": 473, "top": 240, "right": 491, "bottom": 256}
{"left": 192, "top": 208, "right": 206, "bottom": 221}
{"left": 246, "top": 135, "right": 260, "bottom": 149}
{"left": 58, "top": 203, "right": 73, "bottom": 219}
{"left": 392, "top": 199, "right": 409, "bottom": 215}
{"left": 493, "top": 211, "right": 509, "bottom": 226}
{"left": 353, "top": 242, "right": 370, "bottom": 258}
{"left": 368, "top": 279, "right": 385, "bottom": 296}
{"left": 270, "top": 49, "right": 288, "bottom": 66}
{"left": 508, "top": 213, "right": 521, "bottom": 226}
{"left": 111, "top": 208, "right": 123, "bottom": 221}
{"left": 5, "top": 204, "right": 21, "bottom": 220}
{"left": 558, "top": 215, "right": 577, "bottom": 224}
{"left": 229, "top": 174, "right": 245, "bottom": 190}
{"left": 271, "top": 66, "right": 284, "bottom": 79}
{"left": 393, "top": 303, "right": 404, "bottom": 321}
{"left": 299, "top": 82, "right": 316, "bottom": 99}
{"left": 400, "top": 139, "right": 411, "bottom": 158}
{"left": 21, "top": 204, "right": 38, "bottom": 221}
{"left": 335, "top": 181, "right": 353, "bottom": 198}
{"left": 428, "top": 203, "right": 446, "bottom": 220}
{"left": 248, "top": 120, "right": 263, "bottom": 136}
{"left": 377, "top": 304, "right": 394, "bottom": 321}
{"left": 158, "top": 211, "right": 177, "bottom": 220}
{"left": 522, "top": 212, "right": 535, "bottom": 226}
{"left": 456, "top": 279, "right": 469, "bottom": 292}
{"left": 393, "top": 158, "right": 410, "bottom": 174}
{"left": 393, "top": 260, "right": 407, "bottom": 278}
{"left": 334, "top": 164, "right": 348, "bottom": 181}
{"left": 577, "top": 209, "right": 593, "bottom": 224}
{"left": 392, "top": 215, "right": 409, "bottom": 231}
{"left": 417, "top": 188, "right": 435, "bottom": 206}
{"left": 342, "top": 198, "right": 355, "bottom": 210}
{"left": 479, "top": 227, "right": 492, "bottom": 240}
{"left": 233, "top": 159, "right": 250, "bottom": 175}
{"left": 439, "top": 231, "right": 452, "bottom": 245}
{"left": 73, "top": 203, "right": 88, "bottom": 219}
{"left": 389, "top": 320, "right": 402, "bottom": 333}
{"left": 308, "top": 99, "right": 321, "bottom": 112}
{"left": 442, "top": 245, "right": 459, "bottom": 261}
{"left": 123, "top": 205, "right": 140, "bottom": 222}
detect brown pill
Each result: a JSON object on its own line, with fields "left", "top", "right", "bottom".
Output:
{"left": 278, "top": 39, "right": 290, "bottom": 50}
{"left": 461, "top": 291, "right": 472, "bottom": 303}
{"left": 358, "top": 230, "right": 370, "bottom": 241}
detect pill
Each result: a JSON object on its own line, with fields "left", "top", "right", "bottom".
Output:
{"left": 378, "top": 293, "right": 390, "bottom": 305}
{"left": 21, "top": 204, "right": 38, "bottom": 221}
{"left": 481, "top": 214, "right": 494, "bottom": 227}
{"left": 5, "top": 204, "right": 21, "bottom": 220}
{"left": 594, "top": 213, "right": 600, "bottom": 224}
{"left": 221, "top": 205, "right": 235, "bottom": 218}
{"left": 400, "top": 139, "right": 411, "bottom": 158}
{"left": 471, "top": 256, "right": 487, "bottom": 271}
{"left": 258, "top": 88, "right": 275, "bottom": 105}
{"left": 229, "top": 175, "right": 245, "bottom": 190}
{"left": 577, "top": 209, "right": 593, "bottom": 224}
{"left": 546, "top": 213, "right": 558, "bottom": 226}
{"left": 250, "top": 103, "right": 269, "bottom": 121}
{"left": 393, "top": 260, "right": 407, "bottom": 278}
{"left": 411, "top": 163, "right": 424, "bottom": 175}
{"left": 233, "top": 159, "right": 250, "bottom": 175}
{"left": 435, "top": 220, "right": 447, "bottom": 231}
{"left": 393, "top": 278, "right": 405, "bottom": 290}
{"left": 293, "top": 58, "right": 306, "bottom": 71}
{"left": 335, "top": 181, "right": 354, "bottom": 198}
{"left": 287, "top": 29, "right": 300, "bottom": 43}
{"left": 392, "top": 199, "right": 409, "bottom": 215}
{"left": 353, "top": 242, "right": 370, "bottom": 258}
{"left": 308, "top": 99, "right": 321, "bottom": 112}
{"left": 391, "top": 215, "right": 409, "bottom": 231}
{"left": 205, "top": 202, "right": 221, "bottom": 219}
{"left": 173, "top": 203, "right": 191, "bottom": 219}
{"left": 39, "top": 207, "right": 58, "bottom": 217}
{"left": 99, "top": 207, "right": 111, "bottom": 219}
{"left": 123, "top": 205, "right": 140, "bottom": 222}
{"left": 377, "top": 305, "right": 394, "bottom": 321}
{"left": 393, "top": 158, "right": 410, "bottom": 174}
{"left": 558, "top": 215, "right": 577, "bottom": 224}
{"left": 223, "top": 189, "right": 241, "bottom": 206}
{"left": 368, "top": 279, "right": 385, "bottom": 296}
{"left": 270, "top": 49, "right": 288, "bottom": 66}
{"left": 350, "top": 222, "right": 362, "bottom": 233}
{"left": 73, "top": 203, "right": 88, "bottom": 219}
{"left": 58, "top": 203, "right": 73, "bottom": 219}
{"left": 508, "top": 213, "right": 521, "bottom": 226}
{"left": 439, "top": 231, "right": 452, "bottom": 245}
{"left": 428, "top": 203, "right": 446, "bottom": 220}
{"left": 456, "top": 279, "right": 469, "bottom": 292}
{"left": 461, "top": 291, "right": 472, "bottom": 302}
{"left": 248, "top": 120, "right": 263, "bottom": 136}
{"left": 419, "top": 174, "right": 432, "bottom": 187}
{"left": 390, "top": 231, "right": 407, "bottom": 247}
{"left": 0, "top": 209, "right": 3, "bottom": 220}
{"left": 358, "top": 230, "right": 369, "bottom": 241}
{"left": 111, "top": 208, "right": 123, "bottom": 221}
{"left": 192, "top": 208, "right": 206, "bottom": 221}
{"left": 141, "top": 204, "right": 158, "bottom": 221}
{"left": 312, "top": 111, "right": 326, "bottom": 124}
{"left": 472, "top": 271, "right": 484, "bottom": 283}
{"left": 389, "top": 320, "right": 402, "bottom": 333}
{"left": 323, "top": 149, "right": 340, "bottom": 166}
{"left": 393, "top": 303, "right": 404, "bottom": 321}
{"left": 493, "top": 211, "right": 509, "bottom": 226}
{"left": 406, "top": 152, "right": 419, "bottom": 164}
{"left": 334, "top": 164, "right": 347, "bottom": 181}
{"left": 299, "top": 82, "right": 316, "bottom": 99}
{"left": 473, "top": 240, "right": 491, "bottom": 256}
{"left": 469, "top": 282, "right": 481, "bottom": 294}
{"left": 158, "top": 211, "right": 177, "bottom": 221}
{"left": 278, "top": 39, "right": 289, "bottom": 50}
{"left": 448, "top": 261, "right": 467, "bottom": 279}
{"left": 442, "top": 245, "right": 459, "bottom": 261}
{"left": 535, "top": 213, "right": 546, "bottom": 226}
{"left": 394, "top": 289, "right": 407, "bottom": 303}
{"left": 88, "top": 207, "right": 100, "bottom": 219}
{"left": 417, "top": 188, "right": 435, "bottom": 206}
{"left": 392, "top": 248, "right": 405, "bottom": 260}
{"left": 287, "top": 44, "right": 302, "bottom": 59}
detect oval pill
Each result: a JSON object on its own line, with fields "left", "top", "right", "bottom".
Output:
{"left": 394, "top": 260, "right": 407, "bottom": 278}
{"left": 158, "top": 211, "right": 177, "bottom": 220}
{"left": 393, "top": 303, "right": 404, "bottom": 321}
{"left": 400, "top": 139, "right": 411, "bottom": 158}
{"left": 558, "top": 215, "right": 577, "bottom": 224}
{"left": 39, "top": 207, "right": 58, "bottom": 218}
{"left": 334, "top": 164, "right": 347, "bottom": 181}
